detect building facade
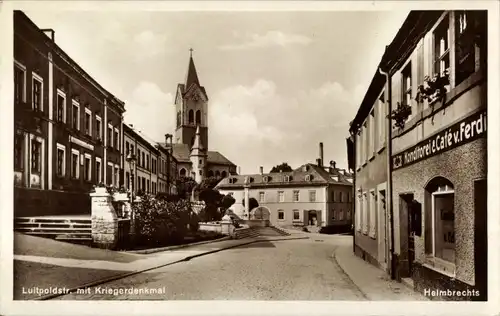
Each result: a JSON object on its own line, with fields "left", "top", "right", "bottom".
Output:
{"left": 163, "top": 52, "right": 237, "bottom": 183}
{"left": 217, "top": 144, "right": 353, "bottom": 231}
{"left": 348, "top": 10, "right": 487, "bottom": 300}
{"left": 349, "top": 66, "right": 390, "bottom": 271}
{"left": 14, "top": 11, "right": 125, "bottom": 196}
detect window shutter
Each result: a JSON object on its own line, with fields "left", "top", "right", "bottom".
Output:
{"left": 391, "top": 72, "right": 401, "bottom": 130}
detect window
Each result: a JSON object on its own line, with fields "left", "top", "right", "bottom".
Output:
{"left": 14, "top": 62, "right": 26, "bottom": 104}
{"left": 14, "top": 134, "right": 24, "bottom": 171}
{"left": 147, "top": 179, "right": 150, "bottom": 193}
{"left": 356, "top": 193, "right": 362, "bottom": 231}
{"left": 56, "top": 91, "right": 66, "bottom": 123}
{"left": 431, "top": 182, "right": 455, "bottom": 263}
{"left": 195, "top": 110, "right": 201, "bottom": 124}
{"left": 108, "top": 124, "right": 113, "bottom": 148}
{"left": 278, "top": 210, "right": 284, "bottom": 220}
{"left": 85, "top": 108, "right": 92, "bottom": 136}
{"left": 259, "top": 192, "right": 265, "bottom": 203}
{"left": 95, "top": 157, "right": 102, "bottom": 184}
{"left": 30, "top": 139, "right": 42, "bottom": 174}
{"left": 377, "top": 91, "right": 386, "bottom": 150}
{"left": 293, "top": 190, "right": 299, "bottom": 202}
{"left": 72, "top": 101, "right": 80, "bottom": 130}
{"left": 369, "top": 190, "right": 377, "bottom": 238}
{"left": 142, "top": 152, "right": 145, "bottom": 168}
{"left": 221, "top": 171, "right": 227, "bottom": 178}
{"left": 125, "top": 141, "right": 130, "bottom": 155}
{"left": 114, "top": 165, "right": 119, "bottom": 187}
{"left": 362, "top": 193, "right": 368, "bottom": 234}
{"left": 455, "top": 11, "right": 482, "bottom": 86}
{"left": 199, "top": 170, "right": 203, "bottom": 176}
{"left": 332, "top": 191, "right": 336, "bottom": 202}
{"left": 114, "top": 128, "right": 119, "bottom": 150}
{"left": 96, "top": 116, "right": 102, "bottom": 140}
{"left": 176, "top": 111, "right": 181, "bottom": 128}
{"left": 402, "top": 62, "right": 412, "bottom": 115}
{"left": 309, "top": 190, "right": 316, "bottom": 202}
{"left": 188, "top": 110, "right": 194, "bottom": 124}
{"left": 356, "top": 132, "right": 361, "bottom": 169}
{"left": 339, "top": 192, "right": 343, "bottom": 203}
{"left": 32, "top": 74, "right": 43, "bottom": 111}
{"left": 369, "top": 110, "right": 375, "bottom": 157}
{"left": 56, "top": 144, "right": 65, "bottom": 177}
{"left": 339, "top": 209, "right": 344, "bottom": 221}
{"left": 84, "top": 154, "right": 92, "bottom": 182}
{"left": 146, "top": 154, "right": 150, "bottom": 170}
{"left": 293, "top": 210, "right": 300, "bottom": 220}
{"left": 434, "top": 15, "right": 450, "bottom": 79}
{"left": 142, "top": 177, "right": 146, "bottom": 191}
{"left": 278, "top": 191, "right": 284, "bottom": 202}
{"left": 71, "top": 150, "right": 80, "bottom": 179}
{"left": 199, "top": 159, "right": 202, "bottom": 165}
{"left": 362, "top": 123, "right": 367, "bottom": 163}
{"left": 347, "top": 209, "right": 351, "bottom": 220}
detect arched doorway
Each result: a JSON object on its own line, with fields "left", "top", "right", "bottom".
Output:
{"left": 250, "top": 206, "right": 271, "bottom": 220}
{"left": 179, "top": 168, "right": 186, "bottom": 177}
{"left": 208, "top": 170, "right": 214, "bottom": 177}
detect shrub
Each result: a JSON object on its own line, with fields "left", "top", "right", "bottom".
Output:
{"left": 132, "top": 194, "right": 195, "bottom": 246}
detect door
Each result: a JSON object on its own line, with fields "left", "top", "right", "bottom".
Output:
{"left": 308, "top": 210, "right": 317, "bottom": 225}
{"left": 403, "top": 194, "right": 415, "bottom": 276}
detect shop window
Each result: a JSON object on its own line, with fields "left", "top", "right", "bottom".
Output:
{"left": 425, "top": 176, "right": 455, "bottom": 264}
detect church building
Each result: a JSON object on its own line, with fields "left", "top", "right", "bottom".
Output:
{"left": 161, "top": 51, "right": 237, "bottom": 183}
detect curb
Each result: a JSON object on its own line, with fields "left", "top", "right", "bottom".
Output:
{"left": 127, "top": 236, "right": 231, "bottom": 254}
{"left": 331, "top": 246, "right": 369, "bottom": 300}
{"left": 34, "top": 236, "right": 309, "bottom": 301}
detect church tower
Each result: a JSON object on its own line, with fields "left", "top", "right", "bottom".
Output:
{"left": 190, "top": 125, "right": 207, "bottom": 183}
{"left": 174, "top": 49, "right": 209, "bottom": 151}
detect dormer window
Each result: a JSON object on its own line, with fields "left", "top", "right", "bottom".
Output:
{"left": 305, "top": 175, "right": 312, "bottom": 182}
{"left": 263, "top": 176, "right": 270, "bottom": 183}
{"left": 228, "top": 177, "right": 238, "bottom": 184}
{"left": 302, "top": 165, "right": 309, "bottom": 172}
{"left": 284, "top": 175, "right": 291, "bottom": 182}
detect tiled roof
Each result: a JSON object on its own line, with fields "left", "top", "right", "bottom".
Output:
{"left": 124, "top": 124, "right": 159, "bottom": 153}
{"left": 216, "top": 163, "right": 351, "bottom": 189}
{"left": 158, "top": 142, "right": 236, "bottom": 166}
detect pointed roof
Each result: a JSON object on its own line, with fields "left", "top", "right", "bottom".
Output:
{"left": 191, "top": 125, "right": 204, "bottom": 151}
{"left": 185, "top": 50, "right": 200, "bottom": 90}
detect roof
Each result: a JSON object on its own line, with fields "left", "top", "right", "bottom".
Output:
{"left": 349, "top": 10, "right": 444, "bottom": 134}
{"left": 185, "top": 55, "right": 200, "bottom": 89}
{"left": 123, "top": 124, "right": 159, "bottom": 154}
{"left": 158, "top": 142, "right": 236, "bottom": 166}
{"left": 216, "top": 163, "right": 352, "bottom": 189}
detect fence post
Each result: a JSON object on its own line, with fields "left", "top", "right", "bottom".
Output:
{"left": 90, "top": 187, "right": 118, "bottom": 249}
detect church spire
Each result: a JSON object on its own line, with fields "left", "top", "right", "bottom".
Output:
{"left": 191, "top": 125, "right": 204, "bottom": 151}
{"left": 185, "top": 48, "right": 200, "bottom": 89}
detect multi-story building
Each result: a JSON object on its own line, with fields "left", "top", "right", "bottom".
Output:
{"left": 162, "top": 51, "right": 237, "bottom": 183}
{"left": 13, "top": 11, "right": 125, "bottom": 198}
{"left": 216, "top": 143, "right": 353, "bottom": 231}
{"left": 156, "top": 135, "right": 178, "bottom": 195}
{"left": 123, "top": 124, "right": 162, "bottom": 195}
{"left": 348, "top": 10, "right": 487, "bottom": 300}
{"left": 349, "top": 61, "right": 390, "bottom": 272}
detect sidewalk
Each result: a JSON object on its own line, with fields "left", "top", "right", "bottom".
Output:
{"left": 14, "top": 232, "right": 305, "bottom": 300}
{"left": 334, "top": 243, "right": 429, "bottom": 300}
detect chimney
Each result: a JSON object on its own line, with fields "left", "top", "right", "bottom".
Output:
{"left": 260, "top": 166, "right": 263, "bottom": 175}
{"left": 333, "top": 161, "right": 337, "bottom": 169}
{"left": 41, "top": 29, "right": 55, "bottom": 42}
{"left": 316, "top": 158, "right": 321, "bottom": 167}
{"left": 319, "top": 142, "right": 324, "bottom": 167}
{"left": 238, "top": 166, "right": 241, "bottom": 174}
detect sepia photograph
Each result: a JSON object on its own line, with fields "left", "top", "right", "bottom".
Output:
{"left": 0, "top": 1, "right": 499, "bottom": 315}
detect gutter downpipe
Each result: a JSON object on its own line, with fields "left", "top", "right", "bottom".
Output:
{"left": 379, "top": 54, "right": 396, "bottom": 280}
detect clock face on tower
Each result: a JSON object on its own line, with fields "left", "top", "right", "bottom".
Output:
{"left": 193, "top": 93, "right": 200, "bottom": 102}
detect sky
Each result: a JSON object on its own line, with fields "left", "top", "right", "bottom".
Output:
{"left": 25, "top": 9, "right": 409, "bottom": 174}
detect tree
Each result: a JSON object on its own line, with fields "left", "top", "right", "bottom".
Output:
{"left": 270, "top": 162, "right": 293, "bottom": 173}
{"left": 175, "top": 176, "right": 197, "bottom": 199}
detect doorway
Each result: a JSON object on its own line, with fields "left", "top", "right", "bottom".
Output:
{"left": 399, "top": 193, "right": 415, "bottom": 277}
{"left": 308, "top": 210, "right": 317, "bottom": 226}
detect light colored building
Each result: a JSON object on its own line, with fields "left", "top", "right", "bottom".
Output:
{"left": 123, "top": 124, "right": 160, "bottom": 195}
{"left": 216, "top": 143, "right": 353, "bottom": 231}
{"left": 161, "top": 51, "right": 237, "bottom": 183}
{"left": 348, "top": 10, "right": 487, "bottom": 300}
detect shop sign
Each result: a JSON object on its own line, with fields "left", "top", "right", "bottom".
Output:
{"left": 69, "top": 136, "right": 94, "bottom": 151}
{"left": 392, "top": 110, "right": 486, "bottom": 170}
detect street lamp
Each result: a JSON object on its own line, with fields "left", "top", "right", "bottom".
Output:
{"left": 126, "top": 152, "right": 137, "bottom": 209}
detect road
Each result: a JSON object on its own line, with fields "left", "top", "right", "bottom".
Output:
{"left": 56, "top": 236, "right": 367, "bottom": 300}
